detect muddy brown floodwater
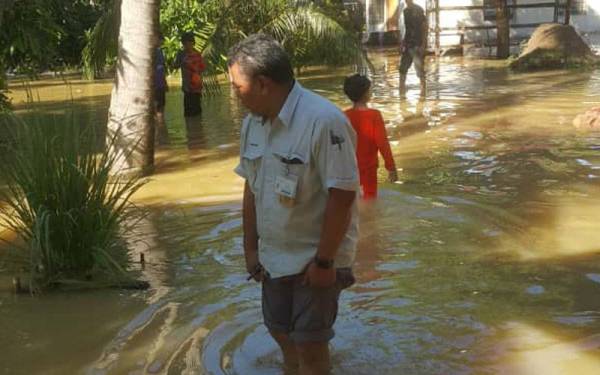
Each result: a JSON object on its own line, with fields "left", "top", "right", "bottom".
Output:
{"left": 1, "top": 50, "right": 600, "bottom": 374}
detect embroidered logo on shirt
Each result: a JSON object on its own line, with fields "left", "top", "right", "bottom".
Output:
{"left": 330, "top": 130, "right": 345, "bottom": 151}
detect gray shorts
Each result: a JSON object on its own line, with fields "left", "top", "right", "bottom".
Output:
{"left": 399, "top": 46, "right": 425, "bottom": 78}
{"left": 261, "top": 268, "right": 355, "bottom": 343}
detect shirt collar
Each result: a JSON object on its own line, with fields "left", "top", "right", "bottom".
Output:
{"left": 276, "top": 81, "right": 303, "bottom": 128}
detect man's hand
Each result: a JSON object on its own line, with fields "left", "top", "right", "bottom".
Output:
{"left": 243, "top": 180, "right": 261, "bottom": 282}
{"left": 303, "top": 261, "right": 336, "bottom": 288}
{"left": 245, "top": 251, "right": 263, "bottom": 282}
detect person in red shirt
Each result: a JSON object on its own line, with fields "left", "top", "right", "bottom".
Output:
{"left": 175, "top": 32, "right": 206, "bottom": 117}
{"left": 343, "top": 74, "right": 398, "bottom": 199}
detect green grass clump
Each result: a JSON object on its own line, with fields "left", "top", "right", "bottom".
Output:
{"left": 0, "top": 113, "right": 147, "bottom": 291}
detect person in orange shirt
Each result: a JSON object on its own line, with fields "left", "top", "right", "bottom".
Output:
{"left": 343, "top": 74, "right": 398, "bottom": 199}
{"left": 175, "top": 32, "right": 206, "bottom": 117}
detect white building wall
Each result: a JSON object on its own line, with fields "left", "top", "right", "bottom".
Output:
{"left": 513, "top": 0, "right": 600, "bottom": 35}
{"left": 388, "top": 0, "right": 600, "bottom": 47}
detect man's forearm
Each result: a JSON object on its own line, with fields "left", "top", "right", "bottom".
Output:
{"left": 242, "top": 181, "right": 259, "bottom": 266}
{"left": 316, "top": 188, "right": 356, "bottom": 261}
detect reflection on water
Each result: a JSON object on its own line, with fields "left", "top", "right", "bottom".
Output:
{"left": 2, "top": 52, "right": 600, "bottom": 374}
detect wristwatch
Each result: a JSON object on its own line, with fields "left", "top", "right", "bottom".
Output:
{"left": 314, "top": 255, "right": 334, "bottom": 269}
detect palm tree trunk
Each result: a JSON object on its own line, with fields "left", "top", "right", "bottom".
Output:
{"left": 495, "top": 0, "right": 510, "bottom": 59}
{"left": 107, "top": 0, "right": 159, "bottom": 176}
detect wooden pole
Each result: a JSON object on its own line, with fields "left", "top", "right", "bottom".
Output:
{"left": 366, "top": 0, "right": 370, "bottom": 39}
{"left": 554, "top": 0, "right": 559, "bottom": 23}
{"left": 564, "top": 0, "right": 572, "bottom": 25}
{"left": 495, "top": 0, "right": 510, "bottom": 58}
{"left": 435, "top": 0, "right": 440, "bottom": 56}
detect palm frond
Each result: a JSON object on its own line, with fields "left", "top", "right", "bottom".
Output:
{"left": 82, "top": 0, "right": 120, "bottom": 79}
{"left": 194, "top": 17, "right": 224, "bottom": 96}
{"left": 261, "top": 4, "right": 370, "bottom": 71}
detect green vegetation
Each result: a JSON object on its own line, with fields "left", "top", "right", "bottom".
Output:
{"left": 158, "top": 0, "right": 365, "bottom": 75}
{"left": 0, "top": 0, "right": 109, "bottom": 107}
{"left": 0, "top": 0, "right": 106, "bottom": 74}
{"left": 81, "top": 0, "right": 120, "bottom": 79}
{"left": 0, "top": 114, "right": 147, "bottom": 291}
{"left": 509, "top": 50, "right": 600, "bottom": 71}
{"left": 1, "top": 1, "right": 365, "bottom": 80}
{"left": 0, "top": 70, "right": 9, "bottom": 112}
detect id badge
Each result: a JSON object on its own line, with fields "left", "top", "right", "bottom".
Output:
{"left": 275, "top": 174, "right": 298, "bottom": 207}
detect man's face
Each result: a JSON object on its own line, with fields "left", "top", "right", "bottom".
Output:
{"left": 228, "top": 62, "right": 268, "bottom": 116}
{"left": 183, "top": 40, "right": 194, "bottom": 52}
{"left": 405, "top": 0, "right": 414, "bottom": 6}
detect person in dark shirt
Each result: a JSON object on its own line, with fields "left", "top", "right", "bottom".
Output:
{"left": 399, "top": 0, "right": 428, "bottom": 97}
{"left": 154, "top": 33, "right": 169, "bottom": 143}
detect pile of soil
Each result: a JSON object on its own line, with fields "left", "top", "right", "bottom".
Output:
{"left": 510, "top": 24, "right": 599, "bottom": 70}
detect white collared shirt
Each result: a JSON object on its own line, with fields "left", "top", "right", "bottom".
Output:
{"left": 234, "top": 82, "right": 359, "bottom": 278}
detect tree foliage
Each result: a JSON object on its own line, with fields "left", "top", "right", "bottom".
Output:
{"left": 0, "top": 0, "right": 106, "bottom": 74}
{"left": 0, "top": 59, "right": 9, "bottom": 111}
{"left": 88, "top": 0, "right": 366, "bottom": 79}
{"left": 82, "top": 0, "right": 120, "bottom": 79}
{"left": 0, "top": 0, "right": 62, "bottom": 74}
{"left": 0, "top": 1, "right": 110, "bottom": 108}
{"left": 0, "top": 0, "right": 366, "bottom": 80}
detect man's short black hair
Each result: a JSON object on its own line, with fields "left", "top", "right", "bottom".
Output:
{"left": 181, "top": 31, "right": 195, "bottom": 43}
{"left": 343, "top": 74, "right": 371, "bottom": 102}
{"left": 227, "top": 33, "right": 294, "bottom": 85}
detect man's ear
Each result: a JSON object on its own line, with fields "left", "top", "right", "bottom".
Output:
{"left": 256, "top": 75, "right": 271, "bottom": 95}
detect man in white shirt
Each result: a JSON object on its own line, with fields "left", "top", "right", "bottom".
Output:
{"left": 228, "top": 34, "right": 359, "bottom": 375}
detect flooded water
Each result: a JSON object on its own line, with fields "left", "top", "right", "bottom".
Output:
{"left": 2, "top": 51, "right": 600, "bottom": 374}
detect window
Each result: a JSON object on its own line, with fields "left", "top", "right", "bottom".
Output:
{"left": 559, "top": 0, "right": 587, "bottom": 16}
{"left": 483, "top": 0, "right": 517, "bottom": 22}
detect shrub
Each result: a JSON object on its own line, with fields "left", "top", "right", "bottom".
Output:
{"left": 0, "top": 113, "right": 147, "bottom": 291}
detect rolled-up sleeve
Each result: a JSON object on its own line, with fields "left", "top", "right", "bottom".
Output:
{"left": 234, "top": 162, "right": 247, "bottom": 179}
{"left": 315, "top": 116, "right": 359, "bottom": 191}
{"left": 234, "top": 117, "right": 250, "bottom": 179}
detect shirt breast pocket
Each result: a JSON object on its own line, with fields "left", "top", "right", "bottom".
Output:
{"left": 272, "top": 151, "right": 308, "bottom": 199}
{"left": 273, "top": 150, "right": 307, "bottom": 173}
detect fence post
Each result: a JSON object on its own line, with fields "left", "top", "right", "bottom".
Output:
{"left": 564, "top": 0, "right": 572, "bottom": 25}
{"left": 495, "top": 0, "right": 510, "bottom": 58}
{"left": 435, "top": 0, "right": 440, "bottom": 55}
